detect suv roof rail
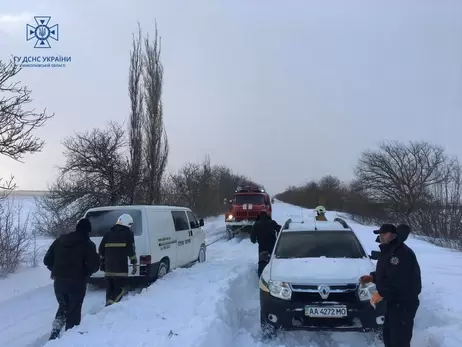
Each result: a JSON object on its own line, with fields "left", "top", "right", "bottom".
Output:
{"left": 333, "top": 217, "right": 350, "bottom": 229}
{"left": 282, "top": 218, "right": 292, "bottom": 230}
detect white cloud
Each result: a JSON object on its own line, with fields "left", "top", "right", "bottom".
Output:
{"left": 0, "top": 12, "right": 32, "bottom": 34}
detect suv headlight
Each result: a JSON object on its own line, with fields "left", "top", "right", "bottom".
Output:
{"left": 268, "top": 280, "right": 292, "bottom": 300}
{"left": 358, "top": 283, "right": 377, "bottom": 301}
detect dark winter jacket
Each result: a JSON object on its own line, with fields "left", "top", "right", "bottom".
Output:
{"left": 250, "top": 214, "right": 281, "bottom": 253}
{"left": 370, "top": 226, "right": 421, "bottom": 304}
{"left": 99, "top": 224, "right": 137, "bottom": 277}
{"left": 43, "top": 219, "right": 100, "bottom": 281}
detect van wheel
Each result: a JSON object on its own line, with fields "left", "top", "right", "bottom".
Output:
{"left": 198, "top": 245, "right": 206, "bottom": 263}
{"left": 157, "top": 260, "right": 169, "bottom": 279}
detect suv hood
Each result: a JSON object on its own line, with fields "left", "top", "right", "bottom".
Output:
{"left": 270, "top": 257, "right": 375, "bottom": 285}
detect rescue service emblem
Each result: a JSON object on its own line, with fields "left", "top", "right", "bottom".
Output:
{"left": 390, "top": 256, "right": 399, "bottom": 265}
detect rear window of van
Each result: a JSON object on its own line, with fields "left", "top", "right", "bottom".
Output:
{"left": 86, "top": 209, "right": 142, "bottom": 236}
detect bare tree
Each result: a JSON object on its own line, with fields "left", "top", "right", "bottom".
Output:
{"left": 35, "top": 122, "right": 130, "bottom": 238}
{"left": 61, "top": 122, "right": 128, "bottom": 205}
{"left": 0, "top": 60, "right": 54, "bottom": 160}
{"left": 0, "top": 59, "right": 53, "bottom": 274}
{"left": 142, "top": 22, "right": 169, "bottom": 204}
{"left": 166, "top": 157, "right": 256, "bottom": 218}
{"left": 355, "top": 141, "right": 454, "bottom": 223}
{"left": 128, "top": 23, "right": 144, "bottom": 204}
{"left": 0, "top": 59, "right": 53, "bottom": 196}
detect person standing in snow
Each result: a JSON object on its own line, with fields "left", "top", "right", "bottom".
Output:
{"left": 99, "top": 214, "right": 138, "bottom": 306}
{"left": 359, "top": 224, "right": 421, "bottom": 347}
{"left": 43, "top": 218, "right": 100, "bottom": 340}
{"left": 250, "top": 211, "right": 281, "bottom": 276}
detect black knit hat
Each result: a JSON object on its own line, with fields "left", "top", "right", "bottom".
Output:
{"left": 76, "top": 218, "right": 92, "bottom": 234}
{"left": 373, "top": 223, "right": 397, "bottom": 235}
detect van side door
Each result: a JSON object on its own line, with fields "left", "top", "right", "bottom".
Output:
{"left": 171, "top": 210, "right": 194, "bottom": 266}
{"left": 186, "top": 210, "right": 204, "bottom": 261}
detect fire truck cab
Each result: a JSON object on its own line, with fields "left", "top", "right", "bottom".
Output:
{"left": 224, "top": 185, "right": 272, "bottom": 239}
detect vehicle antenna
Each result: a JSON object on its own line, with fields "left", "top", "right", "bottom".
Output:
{"left": 300, "top": 207, "right": 304, "bottom": 223}
{"left": 313, "top": 210, "right": 318, "bottom": 230}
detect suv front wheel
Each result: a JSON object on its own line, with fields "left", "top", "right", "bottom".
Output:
{"left": 260, "top": 310, "right": 277, "bottom": 339}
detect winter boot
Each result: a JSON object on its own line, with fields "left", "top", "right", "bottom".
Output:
{"left": 49, "top": 317, "right": 64, "bottom": 340}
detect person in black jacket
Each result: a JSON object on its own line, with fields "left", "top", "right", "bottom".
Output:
{"left": 43, "top": 218, "right": 100, "bottom": 340}
{"left": 359, "top": 224, "right": 421, "bottom": 347}
{"left": 99, "top": 213, "right": 138, "bottom": 306}
{"left": 250, "top": 211, "right": 281, "bottom": 276}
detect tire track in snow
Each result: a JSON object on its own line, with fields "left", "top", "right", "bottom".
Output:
{"left": 0, "top": 284, "right": 104, "bottom": 347}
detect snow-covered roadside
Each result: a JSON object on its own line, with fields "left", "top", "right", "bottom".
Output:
{"left": 1, "top": 200, "right": 461, "bottom": 347}
{"left": 326, "top": 212, "right": 462, "bottom": 347}
{"left": 0, "top": 237, "right": 53, "bottom": 304}
{"left": 46, "top": 239, "right": 258, "bottom": 347}
{"left": 0, "top": 215, "right": 228, "bottom": 347}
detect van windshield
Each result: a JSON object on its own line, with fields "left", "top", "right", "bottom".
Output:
{"left": 86, "top": 209, "right": 142, "bottom": 236}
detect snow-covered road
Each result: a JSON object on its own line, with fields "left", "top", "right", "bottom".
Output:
{"left": 0, "top": 201, "right": 461, "bottom": 347}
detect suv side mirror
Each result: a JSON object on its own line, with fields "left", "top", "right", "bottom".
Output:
{"left": 199, "top": 218, "right": 204, "bottom": 227}
{"left": 370, "top": 250, "right": 380, "bottom": 260}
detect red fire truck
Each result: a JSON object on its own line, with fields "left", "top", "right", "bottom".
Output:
{"left": 224, "top": 185, "right": 272, "bottom": 239}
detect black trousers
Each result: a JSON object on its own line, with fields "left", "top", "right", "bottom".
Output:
{"left": 383, "top": 299, "right": 419, "bottom": 347}
{"left": 105, "top": 277, "right": 126, "bottom": 306}
{"left": 50, "top": 278, "right": 86, "bottom": 339}
{"left": 258, "top": 251, "right": 271, "bottom": 277}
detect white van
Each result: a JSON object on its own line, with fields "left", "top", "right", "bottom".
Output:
{"left": 84, "top": 205, "right": 206, "bottom": 284}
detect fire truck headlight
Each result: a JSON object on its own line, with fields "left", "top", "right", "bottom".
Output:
{"left": 227, "top": 214, "right": 233, "bottom": 220}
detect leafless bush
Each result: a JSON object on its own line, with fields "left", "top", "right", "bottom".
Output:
{"left": 0, "top": 199, "right": 31, "bottom": 276}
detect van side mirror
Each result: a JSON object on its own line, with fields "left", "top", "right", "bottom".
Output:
{"left": 370, "top": 250, "right": 381, "bottom": 260}
{"left": 199, "top": 218, "right": 204, "bottom": 227}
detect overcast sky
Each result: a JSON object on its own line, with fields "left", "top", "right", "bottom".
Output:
{"left": 1, "top": 0, "right": 462, "bottom": 195}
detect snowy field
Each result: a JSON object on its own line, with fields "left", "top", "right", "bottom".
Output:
{"left": 0, "top": 200, "right": 461, "bottom": 347}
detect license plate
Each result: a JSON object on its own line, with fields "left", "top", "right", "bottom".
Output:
{"left": 304, "top": 306, "right": 347, "bottom": 318}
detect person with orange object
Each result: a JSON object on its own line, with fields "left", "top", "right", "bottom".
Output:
{"left": 359, "top": 224, "right": 421, "bottom": 347}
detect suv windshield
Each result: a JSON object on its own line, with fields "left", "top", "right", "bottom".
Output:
{"left": 275, "top": 230, "right": 366, "bottom": 259}
{"left": 234, "top": 194, "right": 265, "bottom": 205}
{"left": 86, "top": 209, "right": 142, "bottom": 236}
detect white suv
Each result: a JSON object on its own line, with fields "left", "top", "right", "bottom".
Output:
{"left": 259, "top": 217, "right": 385, "bottom": 336}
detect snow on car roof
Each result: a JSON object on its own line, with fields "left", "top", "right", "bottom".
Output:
{"left": 283, "top": 219, "right": 351, "bottom": 232}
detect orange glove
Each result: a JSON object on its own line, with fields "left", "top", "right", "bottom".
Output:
{"left": 359, "top": 275, "right": 373, "bottom": 284}
{"left": 370, "top": 292, "right": 383, "bottom": 305}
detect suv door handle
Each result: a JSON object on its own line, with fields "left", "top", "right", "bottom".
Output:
{"left": 189, "top": 230, "right": 193, "bottom": 237}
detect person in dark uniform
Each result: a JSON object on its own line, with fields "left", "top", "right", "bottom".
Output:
{"left": 43, "top": 218, "right": 100, "bottom": 340}
{"left": 99, "top": 213, "right": 138, "bottom": 306}
{"left": 250, "top": 211, "right": 281, "bottom": 276}
{"left": 359, "top": 224, "right": 421, "bottom": 347}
